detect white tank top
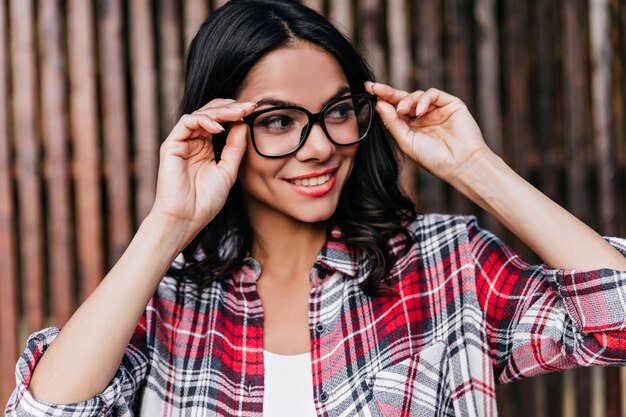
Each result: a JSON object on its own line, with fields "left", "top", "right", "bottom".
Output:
{"left": 263, "top": 350, "right": 317, "bottom": 417}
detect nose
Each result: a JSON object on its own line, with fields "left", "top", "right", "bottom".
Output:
{"left": 294, "top": 123, "right": 335, "bottom": 162}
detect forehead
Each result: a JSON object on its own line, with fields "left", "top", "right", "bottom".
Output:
{"left": 236, "top": 42, "right": 349, "bottom": 111}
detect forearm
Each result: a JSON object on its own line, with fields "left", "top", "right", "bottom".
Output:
{"left": 451, "top": 150, "right": 626, "bottom": 271}
{"left": 29, "top": 213, "right": 188, "bottom": 404}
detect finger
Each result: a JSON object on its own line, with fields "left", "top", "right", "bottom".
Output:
{"left": 164, "top": 114, "right": 225, "bottom": 147}
{"left": 217, "top": 122, "right": 248, "bottom": 184}
{"left": 396, "top": 90, "right": 425, "bottom": 115}
{"left": 364, "top": 81, "right": 409, "bottom": 106}
{"left": 194, "top": 101, "right": 257, "bottom": 122}
{"left": 195, "top": 98, "right": 236, "bottom": 112}
{"left": 375, "top": 100, "right": 414, "bottom": 155}
{"left": 376, "top": 100, "right": 450, "bottom": 166}
{"left": 413, "top": 88, "right": 462, "bottom": 116}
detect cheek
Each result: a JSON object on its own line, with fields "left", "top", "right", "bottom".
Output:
{"left": 237, "top": 149, "right": 283, "bottom": 196}
{"left": 238, "top": 153, "right": 261, "bottom": 193}
{"left": 238, "top": 132, "right": 264, "bottom": 186}
{"left": 341, "top": 146, "right": 359, "bottom": 174}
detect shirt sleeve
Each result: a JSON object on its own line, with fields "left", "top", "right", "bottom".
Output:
{"left": 4, "top": 311, "right": 152, "bottom": 416}
{"left": 467, "top": 217, "right": 626, "bottom": 384}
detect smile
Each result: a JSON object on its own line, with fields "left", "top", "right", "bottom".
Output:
{"left": 284, "top": 170, "right": 338, "bottom": 198}
{"left": 288, "top": 173, "right": 333, "bottom": 187}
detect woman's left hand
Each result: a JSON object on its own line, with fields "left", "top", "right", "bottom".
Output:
{"left": 365, "top": 81, "right": 491, "bottom": 184}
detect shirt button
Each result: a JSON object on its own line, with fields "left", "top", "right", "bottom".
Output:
{"left": 318, "top": 391, "right": 329, "bottom": 402}
{"left": 318, "top": 270, "right": 327, "bottom": 279}
{"left": 315, "top": 323, "right": 325, "bottom": 333}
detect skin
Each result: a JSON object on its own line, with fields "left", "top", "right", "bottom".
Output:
{"left": 27, "top": 41, "right": 626, "bottom": 404}
{"left": 366, "top": 82, "right": 626, "bottom": 271}
{"left": 235, "top": 42, "right": 360, "bottom": 354}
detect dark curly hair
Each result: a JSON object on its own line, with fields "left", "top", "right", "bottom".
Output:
{"left": 167, "top": 0, "right": 417, "bottom": 297}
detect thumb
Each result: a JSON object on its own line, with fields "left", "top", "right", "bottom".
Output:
{"left": 217, "top": 122, "right": 248, "bottom": 183}
{"left": 375, "top": 100, "right": 413, "bottom": 155}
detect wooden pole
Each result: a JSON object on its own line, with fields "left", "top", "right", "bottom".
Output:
{"left": 533, "top": 0, "right": 559, "bottom": 202}
{"left": 387, "top": 0, "right": 410, "bottom": 107}
{"left": 473, "top": 0, "right": 503, "bottom": 234}
{"left": 39, "top": 0, "right": 74, "bottom": 326}
{"left": 621, "top": 4, "right": 626, "bottom": 413}
{"left": 99, "top": 0, "right": 133, "bottom": 265}
{"left": 563, "top": 369, "right": 577, "bottom": 417}
{"left": 302, "top": 0, "right": 324, "bottom": 14}
{"left": 68, "top": 0, "right": 105, "bottom": 301}
{"left": 388, "top": 0, "right": 416, "bottom": 202}
{"left": 0, "top": 0, "right": 18, "bottom": 403}
{"left": 184, "top": 0, "right": 210, "bottom": 49}
{"left": 10, "top": 0, "right": 44, "bottom": 333}
{"left": 474, "top": 0, "right": 502, "bottom": 156}
{"left": 563, "top": 0, "right": 591, "bottom": 225}
{"left": 563, "top": 2, "right": 592, "bottom": 410}
{"left": 415, "top": 0, "right": 445, "bottom": 213}
{"left": 592, "top": 367, "right": 607, "bottom": 417}
{"left": 214, "top": 0, "right": 229, "bottom": 10}
{"left": 329, "top": 0, "right": 353, "bottom": 38}
{"left": 131, "top": 0, "right": 159, "bottom": 224}
{"left": 589, "top": 0, "right": 617, "bottom": 235}
{"left": 444, "top": 0, "right": 474, "bottom": 214}
{"left": 502, "top": 0, "right": 532, "bottom": 181}
{"left": 589, "top": 1, "right": 618, "bottom": 415}
{"left": 357, "top": 0, "right": 385, "bottom": 82}
{"left": 159, "top": 0, "right": 183, "bottom": 137}
{"left": 622, "top": 366, "right": 626, "bottom": 417}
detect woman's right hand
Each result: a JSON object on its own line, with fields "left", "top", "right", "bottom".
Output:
{"left": 149, "top": 98, "right": 257, "bottom": 244}
{"left": 25, "top": 99, "right": 259, "bottom": 405}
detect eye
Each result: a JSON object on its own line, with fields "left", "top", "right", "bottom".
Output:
{"left": 255, "top": 114, "right": 295, "bottom": 133}
{"left": 326, "top": 103, "right": 355, "bottom": 123}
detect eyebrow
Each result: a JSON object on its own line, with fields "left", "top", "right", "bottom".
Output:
{"left": 255, "top": 86, "right": 352, "bottom": 108}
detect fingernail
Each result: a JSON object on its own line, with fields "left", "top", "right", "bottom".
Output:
{"left": 397, "top": 101, "right": 408, "bottom": 111}
{"left": 212, "top": 120, "right": 225, "bottom": 131}
{"left": 416, "top": 101, "right": 427, "bottom": 115}
{"left": 230, "top": 102, "right": 252, "bottom": 108}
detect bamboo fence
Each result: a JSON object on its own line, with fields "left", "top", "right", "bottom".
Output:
{"left": 1, "top": 0, "right": 625, "bottom": 415}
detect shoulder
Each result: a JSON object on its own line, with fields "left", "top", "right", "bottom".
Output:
{"left": 405, "top": 212, "right": 478, "bottom": 242}
{"left": 154, "top": 252, "right": 228, "bottom": 309}
{"left": 387, "top": 213, "right": 479, "bottom": 269}
{"left": 385, "top": 213, "right": 483, "bottom": 293}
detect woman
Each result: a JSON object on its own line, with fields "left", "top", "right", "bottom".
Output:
{"left": 6, "top": 1, "right": 626, "bottom": 416}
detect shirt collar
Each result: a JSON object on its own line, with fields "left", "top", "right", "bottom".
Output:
{"left": 314, "top": 222, "right": 361, "bottom": 279}
{"left": 233, "top": 222, "right": 362, "bottom": 285}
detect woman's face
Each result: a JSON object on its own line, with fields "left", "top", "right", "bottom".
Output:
{"left": 235, "top": 42, "right": 358, "bottom": 225}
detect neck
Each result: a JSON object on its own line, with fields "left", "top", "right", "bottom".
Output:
{"left": 248, "top": 209, "right": 328, "bottom": 282}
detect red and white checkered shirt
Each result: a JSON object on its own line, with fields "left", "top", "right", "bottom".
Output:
{"left": 6, "top": 214, "right": 626, "bottom": 416}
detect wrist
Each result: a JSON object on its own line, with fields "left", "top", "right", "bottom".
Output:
{"left": 139, "top": 212, "right": 196, "bottom": 257}
{"left": 448, "top": 148, "right": 506, "bottom": 207}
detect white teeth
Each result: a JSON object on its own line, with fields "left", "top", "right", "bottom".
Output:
{"left": 289, "top": 173, "right": 333, "bottom": 187}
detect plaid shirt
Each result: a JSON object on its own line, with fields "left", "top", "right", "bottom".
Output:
{"left": 6, "top": 214, "right": 626, "bottom": 416}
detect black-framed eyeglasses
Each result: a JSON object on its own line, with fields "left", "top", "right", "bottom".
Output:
{"left": 242, "top": 93, "right": 377, "bottom": 158}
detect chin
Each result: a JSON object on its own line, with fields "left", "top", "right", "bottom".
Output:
{"left": 296, "top": 213, "right": 334, "bottom": 224}
{"left": 294, "top": 211, "right": 335, "bottom": 223}
{"left": 287, "top": 205, "right": 336, "bottom": 224}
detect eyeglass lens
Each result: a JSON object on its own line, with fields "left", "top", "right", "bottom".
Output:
{"left": 252, "top": 96, "right": 372, "bottom": 156}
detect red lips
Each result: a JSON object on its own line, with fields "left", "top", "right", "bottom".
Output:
{"left": 283, "top": 169, "right": 338, "bottom": 198}
{"left": 284, "top": 167, "right": 338, "bottom": 181}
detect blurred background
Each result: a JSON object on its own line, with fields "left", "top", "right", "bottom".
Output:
{"left": 1, "top": 0, "right": 625, "bottom": 415}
